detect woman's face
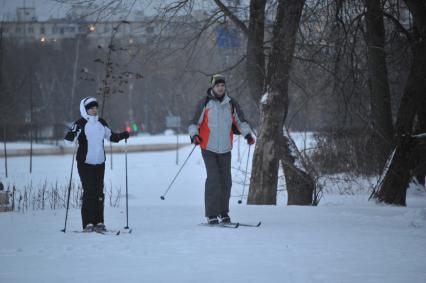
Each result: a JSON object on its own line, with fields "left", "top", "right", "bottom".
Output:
{"left": 87, "top": 106, "right": 98, "bottom": 116}
{"left": 213, "top": 83, "right": 226, "bottom": 97}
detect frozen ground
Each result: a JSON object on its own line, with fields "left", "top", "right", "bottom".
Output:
{"left": 0, "top": 135, "right": 425, "bottom": 283}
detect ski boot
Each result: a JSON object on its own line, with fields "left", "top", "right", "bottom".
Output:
{"left": 207, "top": 216, "right": 219, "bottom": 225}
{"left": 219, "top": 213, "right": 231, "bottom": 224}
{"left": 94, "top": 223, "right": 107, "bottom": 233}
{"left": 83, "top": 223, "right": 94, "bottom": 232}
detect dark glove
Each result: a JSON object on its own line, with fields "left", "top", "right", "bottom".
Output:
{"left": 191, "top": 135, "right": 202, "bottom": 145}
{"left": 70, "top": 123, "right": 80, "bottom": 134}
{"left": 64, "top": 123, "right": 80, "bottom": 141}
{"left": 119, "top": 131, "right": 130, "bottom": 141}
{"left": 245, "top": 134, "right": 255, "bottom": 145}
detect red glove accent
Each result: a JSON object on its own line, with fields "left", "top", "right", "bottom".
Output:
{"left": 245, "top": 134, "right": 255, "bottom": 145}
{"left": 193, "top": 135, "right": 202, "bottom": 145}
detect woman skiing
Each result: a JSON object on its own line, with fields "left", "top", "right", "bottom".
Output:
{"left": 188, "top": 74, "right": 255, "bottom": 224}
{"left": 64, "top": 97, "right": 129, "bottom": 232}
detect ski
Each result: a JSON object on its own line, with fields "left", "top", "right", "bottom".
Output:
{"left": 96, "top": 229, "right": 121, "bottom": 235}
{"left": 198, "top": 221, "right": 260, "bottom": 228}
{"left": 71, "top": 229, "right": 121, "bottom": 235}
{"left": 121, "top": 228, "right": 133, "bottom": 234}
{"left": 229, "top": 221, "right": 261, "bottom": 227}
{"left": 97, "top": 228, "right": 133, "bottom": 235}
{"left": 198, "top": 222, "right": 239, "bottom": 228}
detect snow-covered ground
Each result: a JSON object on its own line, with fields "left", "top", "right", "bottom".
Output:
{"left": 0, "top": 135, "right": 425, "bottom": 283}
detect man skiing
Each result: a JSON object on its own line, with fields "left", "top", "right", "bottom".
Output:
{"left": 188, "top": 74, "right": 255, "bottom": 224}
{"left": 64, "top": 97, "right": 129, "bottom": 232}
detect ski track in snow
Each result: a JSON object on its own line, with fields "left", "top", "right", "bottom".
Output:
{"left": 1, "top": 135, "right": 426, "bottom": 283}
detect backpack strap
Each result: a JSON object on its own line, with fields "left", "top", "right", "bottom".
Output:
{"left": 203, "top": 96, "right": 210, "bottom": 108}
{"left": 229, "top": 98, "right": 235, "bottom": 114}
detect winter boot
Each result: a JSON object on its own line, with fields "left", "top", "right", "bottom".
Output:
{"left": 83, "top": 223, "right": 94, "bottom": 232}
{"left": 207, "top": 216, "right": 219, "bottom": 225}
{"left": 94, "top": 223, "right": 106, "bottom": 232}
{"left": 219, "top": 213, "right": 231, "bottom": 224}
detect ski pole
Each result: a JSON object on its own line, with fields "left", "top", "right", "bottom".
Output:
{"left": 238, "top": 145, "right": 251, "bottom": 204}
{"left": 61, "top": 143, "right": 77, "bottom": 233}
{"left": 124, "top": 139, "right": 130, "bottom": 230}
{"left": 160, "top": 145, "right": 196, "bottom": 200}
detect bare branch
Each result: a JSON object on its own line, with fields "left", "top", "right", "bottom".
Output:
{"left": 212, "top": 0, "right": 249, "bottom": 36}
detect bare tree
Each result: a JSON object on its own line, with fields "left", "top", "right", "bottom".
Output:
{"left": 365, "top": 0, "right": 393, "bottom": 171}
{"left": 243, "top": 0, "right": 266, "bottom": 103}
{"left": 372, "top": 0, "right": 426, "bottom": 205}
{"left": 247, "top": 0, "right": 310, "bottom": 205}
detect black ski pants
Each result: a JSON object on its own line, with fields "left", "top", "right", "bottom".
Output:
{"left": 201, "top": 150, "right": 232, "bottom": 217}
{"left": 77, "top": 162, "right": 105, "bottom": 228}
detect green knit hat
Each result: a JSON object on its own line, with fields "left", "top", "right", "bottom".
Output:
{"left": 210, "top": 74, "right": 226, "bottom": 87}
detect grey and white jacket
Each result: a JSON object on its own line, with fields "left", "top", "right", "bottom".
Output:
{"left": 188, "top": 90, "right": 252, "bottom": 154}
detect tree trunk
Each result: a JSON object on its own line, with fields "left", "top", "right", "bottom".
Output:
{"left": 412, "top": 131, "right": 426, "bottom": 186}
{"left": 365, "top": 0, "right": 393, "bottom": 170}
{"left": 248, "top": 0, "right": 305, "bottom": 204}
{"left": 413, "top": 99, "right": 426, "bottom": 185}
{"left": 373, "top": 0, "right": 426, "bottom": 205}
{"left": 246, "top": 0, "right": 266, "bottom": 103}
{"left": 280, "top": 135, "right": 315, "bottom": 205}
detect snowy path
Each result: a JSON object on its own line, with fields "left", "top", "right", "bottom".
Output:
{"left": 0, "top": 134, "right": 191, "bottom": 157}
{"left": 0, "top": 137, "right": 426, "bottom": 283}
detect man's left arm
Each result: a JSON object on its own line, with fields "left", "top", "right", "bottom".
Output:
{"left": 231, "top": 98, "right": 252, "bottom": 138}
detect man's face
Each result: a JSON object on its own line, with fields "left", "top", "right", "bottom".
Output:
{"left": 213, "top": 83, "right": 226, "bottom": 97}
{"left": 87, "top": 106, "right": 98, "bottom": 116}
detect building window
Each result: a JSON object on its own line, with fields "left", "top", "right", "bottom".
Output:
{"left": 40, "top": 27, "right": 45, "bottom": 34}
{"left": 28, "top": 26, "right": 34, "bottom": 33}
{"left": 16, "top": 27, "right": 22, "bottom": 33}
{"left": 52, "top": 26, "right": 58, "bottom": 34}
{"left": 65, "top": 26, "right": 76, "bottom": 33}
{"left": 60, "top": 27, "right": 64, "bottom": 34}
{"left": 146, "top": 26, "right": 154, "bottom": 34}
